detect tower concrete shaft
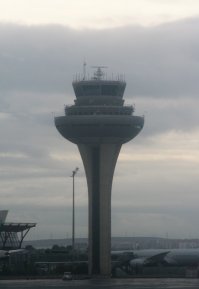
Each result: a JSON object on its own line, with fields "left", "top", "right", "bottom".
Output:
{"left": 78, "top": 143, "right": 121, "bottom": 275}
{"left": 55, "top": 67, "right": 144, "bottom": 277}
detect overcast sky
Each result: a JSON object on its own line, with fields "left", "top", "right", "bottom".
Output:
{"left": 1, "top": 1, "right": 199, "bottom": 241}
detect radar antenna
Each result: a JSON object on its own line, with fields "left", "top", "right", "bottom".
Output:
{"left": 91, "top": 66, "right": 108, "bottom": 80}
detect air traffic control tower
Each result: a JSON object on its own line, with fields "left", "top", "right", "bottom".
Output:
{"left": 55, "top": 67, "right": 144, "bottom": 277}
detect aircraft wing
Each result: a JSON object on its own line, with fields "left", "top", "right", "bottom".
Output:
{"left": 129, "top": 251, "right": 170, "bottom": 268}
{"left": 145, "top": 251, "right": 170, "bottom": 264}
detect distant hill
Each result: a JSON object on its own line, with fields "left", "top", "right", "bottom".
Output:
{"left": 23, "top": 238, "right": 86, "bottom": 249}
{"left": 23, "top": 236, "right": 199, "bottom": 250}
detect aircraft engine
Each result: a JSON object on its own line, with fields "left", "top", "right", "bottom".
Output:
{"left": 129, "top": 258, "right": 146, "bottom": 273}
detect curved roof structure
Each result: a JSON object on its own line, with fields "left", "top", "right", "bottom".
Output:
{"left": 0, "top": 210, "right": 36, "bottom": 249}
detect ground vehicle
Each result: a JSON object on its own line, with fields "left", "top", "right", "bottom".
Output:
{"left": 62, "top": 271, "right": 72, "bottom": 280}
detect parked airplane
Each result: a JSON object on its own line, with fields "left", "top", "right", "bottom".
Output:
{"left": 112, "top": 248, "right": 199, "bottom": 269}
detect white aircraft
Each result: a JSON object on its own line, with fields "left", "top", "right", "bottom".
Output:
{"left": 0, "top": 249, "right": 25, "bottom": 260}
{"left": 112, "top": 248, "right": 199, "bottom": 269}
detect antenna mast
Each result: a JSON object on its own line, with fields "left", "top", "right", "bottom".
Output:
{"left": 83, "top": 60, "right": 87, "bottom": 80}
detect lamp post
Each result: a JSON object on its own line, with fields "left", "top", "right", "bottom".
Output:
{"left": 71, "top": 167, "right": 79, "bottom": 255}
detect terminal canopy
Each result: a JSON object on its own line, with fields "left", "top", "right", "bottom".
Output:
{"left": 0, "top": 221, "right": 36, "bottom": 249}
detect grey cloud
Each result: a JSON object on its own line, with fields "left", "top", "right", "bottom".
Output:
{"left": 1, "top": 19, "right": 199, "bottom": 239}
{"left": 0, "top": 19, "right": 199, "bottom": 141}
{"left": 133, "top": 97, "right": 199, "bottom": 137}
{"left": 0, "top": 19, "right": 199, "bottom": 97}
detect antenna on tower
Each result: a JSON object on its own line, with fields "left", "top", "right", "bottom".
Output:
{"left": 91, "top": 66, "right": 108, "bottom": 80}
{"left": 83, "top": 60, "right": 87, "bottom": 80}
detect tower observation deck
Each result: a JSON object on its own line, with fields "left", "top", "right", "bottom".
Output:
{"left": 55, "top": 67, "right": 144, "bottom": 277}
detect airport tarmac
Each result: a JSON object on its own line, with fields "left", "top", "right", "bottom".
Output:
{"left": 1, "top": 278, "right": 199, "bottom": 289}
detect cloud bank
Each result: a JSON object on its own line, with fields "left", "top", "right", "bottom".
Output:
{"left": 0, "top": 18, "right": 199, "bottom": 239}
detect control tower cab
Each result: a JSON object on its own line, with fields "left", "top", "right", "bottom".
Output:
{"left": 56, "top": 67, "right": 143, "bottom": 144}
{"left": 55, "top": 66, "right": 144, "bottom": 277}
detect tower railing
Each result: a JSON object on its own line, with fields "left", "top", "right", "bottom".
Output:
{"left": 65, "top": 105, "right": 134, "bottom": 116}
{"left": 73, "top": 73, "right": 125, "bottom": 83}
